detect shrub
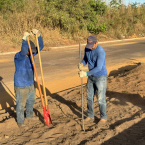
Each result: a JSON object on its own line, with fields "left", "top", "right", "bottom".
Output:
{"left": 0, "top": 0, "right": 145, "bottom": 47}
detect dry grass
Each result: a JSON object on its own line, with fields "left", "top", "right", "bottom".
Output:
{"left": 0, "top": 1, "right": 145, "bottom": 51}
{"left": 0, "top": 0, "right": 88, "bottom": 49}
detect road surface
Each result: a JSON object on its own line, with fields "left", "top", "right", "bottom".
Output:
{"left": 1, "top": 37, "right": 145, "bottom": 83}
{"left": 0, "top": 37, "right": 145, "bottom": 109}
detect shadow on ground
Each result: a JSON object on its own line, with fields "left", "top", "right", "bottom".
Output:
{"left": 102, "top": 118, "right": 145, "bottom": 145}
{"left": 109, "top": 62, "right": 141, "bottom": 77}
{"left": 0, "top": 76, "right": 16, "bottom": 122}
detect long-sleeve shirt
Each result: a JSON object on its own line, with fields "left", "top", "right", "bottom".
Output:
{"left": 14, "top": 36, "right": 44, "bottom": 87}
{"left": 82, "top": 45, "right": 107, "bottom": 77}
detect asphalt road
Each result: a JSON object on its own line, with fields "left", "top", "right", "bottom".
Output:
{"left": 0, "top": 38, "right": 145, "bottom": 85}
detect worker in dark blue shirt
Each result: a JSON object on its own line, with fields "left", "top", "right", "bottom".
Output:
{"left": 78, "top": 35, "right": 107, "bottom": 125}
{"left": 14, "top": 29, "right": 44, "bottom": 128}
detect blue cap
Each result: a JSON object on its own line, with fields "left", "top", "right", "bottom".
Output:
{"left": 85, "top": 35, "right": 97, "bottom": 49}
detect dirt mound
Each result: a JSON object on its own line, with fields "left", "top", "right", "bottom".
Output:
{"left": 1, "top": 64, "right": 145, "bottom": 144}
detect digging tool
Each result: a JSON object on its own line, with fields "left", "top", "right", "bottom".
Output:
{"left": 79, "top": 42, "right": 85, "bottom": 131}
{"left": 27, "top": 37, "right": 51, "bottom": 126}
{"left": 35, "top": 33, "right": 52, "bottom": 125}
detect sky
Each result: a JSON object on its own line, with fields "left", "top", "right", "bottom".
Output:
{"left": 105, "top": 0, "right": 145, "bottom": 5}
{"left": 125, "top": 0, "right": 145, "bottom": 5}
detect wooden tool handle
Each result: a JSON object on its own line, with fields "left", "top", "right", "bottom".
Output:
{"left": 36, "top": 34, "right": 48, "bottom": 107}
{"left": 27, "top": 37, "right": 45, "bottom": 107}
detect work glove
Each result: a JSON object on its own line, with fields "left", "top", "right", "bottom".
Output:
{"left": 22, "top": 32, "right": 30, "bottom": 41}
{"left": 79, "top": 71, "right": 87, "bottom": 78}
{"left": 78, "top": 63, "right": 83, "bottom": 70}
{"left": 31, "top": 29, "right": 40, "bottom": 36}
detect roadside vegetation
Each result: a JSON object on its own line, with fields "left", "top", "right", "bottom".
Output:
{"left": 0, "top": 0, "right": 145, "bottom": 48}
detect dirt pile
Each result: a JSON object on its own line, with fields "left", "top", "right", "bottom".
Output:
{"left": 1, "top": 63, "right": 145, "bottom": 145}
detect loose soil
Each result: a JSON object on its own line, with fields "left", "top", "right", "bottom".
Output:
{"left": 1, "top": 63, "right": 145, "bottom": 145}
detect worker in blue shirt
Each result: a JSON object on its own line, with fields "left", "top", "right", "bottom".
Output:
{"left": 14, "top": 29, "right": 44, "bottom": 128}
{"left": 78, "top": 35, "right": 107, "bottom": 125}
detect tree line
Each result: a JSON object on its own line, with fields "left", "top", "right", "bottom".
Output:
{"left": 0, "top": 0, "right": 145, "bottom": 45}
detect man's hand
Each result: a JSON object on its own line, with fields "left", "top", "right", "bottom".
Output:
{"left": 79, "top": 71, "right": 87, "bottom": 78}
{"left": 78, "top": 63, "right": 83, "bottom": 70}
{"left": 22, "top": 32, "right": 30, "bottom": 41}
{"left": 31, "top": 29, "right": 39, "bottom": 35}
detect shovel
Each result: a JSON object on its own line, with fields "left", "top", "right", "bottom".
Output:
{"left": 27, "top": 37, "right": 51, "bottom": 126}
{"left": 79, "top": 42, "right": 85, "bottom": 131}
{"left": 35, "top": 33, "right": 52, "bottom": 125}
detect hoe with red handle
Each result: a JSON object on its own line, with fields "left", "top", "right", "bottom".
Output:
{"left": 27, "top": 36, "right": 52, "bottom": 126}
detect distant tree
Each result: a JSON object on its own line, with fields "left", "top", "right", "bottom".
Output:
{"left": 89, "top": 0, "right": 107, "bottom": 15}
{"left": 131, "top": 2, "right": 138, "bottom": 8}
{"left": 110, "top": 0, "right": 122, "bottom": 8}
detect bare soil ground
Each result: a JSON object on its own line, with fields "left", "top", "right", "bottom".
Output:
{"left": 1, "top": 63, "right": 145, "bottom": 145}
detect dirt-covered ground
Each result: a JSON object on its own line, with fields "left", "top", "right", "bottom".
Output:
{"left": 1, "top": 63, "right": 145, "bottom": 145}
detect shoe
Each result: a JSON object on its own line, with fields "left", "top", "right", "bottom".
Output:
{"left": 84, "top": 117, "right": 94, "bottom": 122}
{"left": 97, "top": 119, "right": 107, "bottom": 126}
{"left": 18, "top": 123, "right": 25, "bottom": 128}
{"left": 26, "top": 116, "right": 39, "bottom": 121}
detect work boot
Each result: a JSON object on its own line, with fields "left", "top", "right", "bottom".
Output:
{"left": 97, "top": 119, "right": 107, "bottom": 126}
{"left": 17, "top": 123, "right": 25, "bottom": 128}
{"left": 84, "top": 117, "right": 94, "bottom": 122}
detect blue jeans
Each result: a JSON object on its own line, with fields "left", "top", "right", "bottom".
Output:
{"left": 87, "top": 75, "right": 107, "bottom": 120}
{"left": 15, "top": 84, "right": 36, "bottom": 124}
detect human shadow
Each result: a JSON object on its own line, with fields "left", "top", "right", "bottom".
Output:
{"left": 34, "top": 81, "right": 85, "bottom": 119}
{"left": 46, "top": 87, "right": 83, "bottom": 118}
{"left": 0, "top": 76, "right": 16, "bottom": 121}
{"left": 33, "top": 108, "right": 44, "bottom": 124}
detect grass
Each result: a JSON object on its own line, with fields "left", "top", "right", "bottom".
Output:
{"left": 0, "top": 0, "right": 145, "bottom": 50}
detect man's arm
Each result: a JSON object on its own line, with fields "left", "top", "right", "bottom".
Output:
{"left": 87, "top": 49, "right": 105, "bottom": 76}
{"left": 14, "top": 32, "right": 30, "bottom": 60}
{"left": 78, "top": 48, "right": 88, "bottom": 70}
{"left": 33, "top": 35, "right": 44, "bottom": 56}
{"left": 14, "top": 40, "right": 29, "bottom": 60}
{"left": 81, "top": 48, "right": 88, "bottom": 66}
{"left": 38, "top": 35, "right": 44, "bottom": 51}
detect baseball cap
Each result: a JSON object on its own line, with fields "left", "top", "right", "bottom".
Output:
{"left": 85, "top": 35, "right": 97, "bottom": 49}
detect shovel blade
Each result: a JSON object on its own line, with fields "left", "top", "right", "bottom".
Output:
{"left": 43, "top": 106, "right": 52, "bottom": 126}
